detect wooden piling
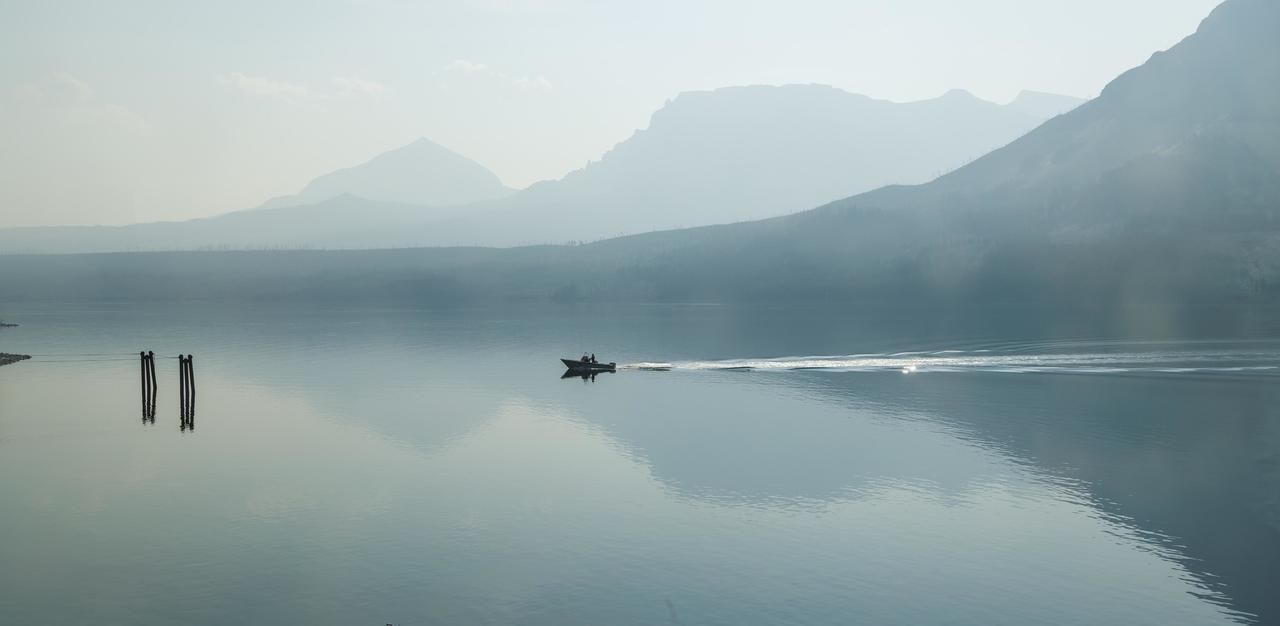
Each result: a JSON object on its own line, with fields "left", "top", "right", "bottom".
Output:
{"left": 148, "top": 352, "right": 156, "bottom": 397}
{"left": 140, "top": 351, "right": 157, "bottom": 422}
{"left": 140, "top": 352, "right": 148, "bottom": 420}
{"left": 178, "top": 355, "right": 187, "bottom": 420}
{"left": 176, "top": 355, "right": 196, "bottom": 430}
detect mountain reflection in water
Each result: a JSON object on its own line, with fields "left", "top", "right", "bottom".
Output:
{"left": 0, "top": 303, "right": 1274, "bottom": 625}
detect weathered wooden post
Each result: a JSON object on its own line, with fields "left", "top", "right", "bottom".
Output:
{"left": 140, "top": 351, "right": 148, "bottom": 421}
{"left": 146, "top": 351, "right": 157, "bottom": 418}
{"left": 178, "top": 355, "right": 187, "bottom": 421}
{"left": 176, "top": 354, "right": 196, "bottom": 430}
{"left": 139, "top": 351, "right": 157, "bottom": 422}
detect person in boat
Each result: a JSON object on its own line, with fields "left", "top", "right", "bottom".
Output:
{"left": 590, "top": 353, "right": 597, "bottom": 364}
{"left": 582, "top": 354, "right": 591, "bottom": 363}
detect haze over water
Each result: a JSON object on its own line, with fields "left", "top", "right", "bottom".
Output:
{"left": 1, "top": 303, "right": 1276, "bottom": 625}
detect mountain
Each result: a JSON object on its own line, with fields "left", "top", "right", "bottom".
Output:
{"left": 401, "top": 85, "right": 1084, "bottom": 246}
{"left": 4, "top": 0, "right": 1272, "bottom": 320}
{"left": 0, "top": 87, "right": 1081, "bottom": 253}
{"left": 0, "top": 138, "right": 513, "bottom": 253}
{"left": 8, "top": 0, "right": 1278, "bottom": 324}
{"left": 540, "top": 0, "right": 1280, "bottom": 309}
{"left": 257, "top": 137, "right": 512, "bottom": 210}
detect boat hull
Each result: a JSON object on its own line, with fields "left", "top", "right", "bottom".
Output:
{"left": 561, "top": 358, "right": 617, "bottom": 371}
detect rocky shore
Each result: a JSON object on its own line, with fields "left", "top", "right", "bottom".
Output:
{"left": 0, "top": 353, "right": 30, "bottom": 367}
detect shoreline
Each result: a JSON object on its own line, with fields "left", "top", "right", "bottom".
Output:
{"left": 0, "top": 353, "right": 30, "bottom": 367}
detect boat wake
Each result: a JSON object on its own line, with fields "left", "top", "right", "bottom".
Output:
{"left": 622, "top": 341, "right": 1280, "bottom": 376}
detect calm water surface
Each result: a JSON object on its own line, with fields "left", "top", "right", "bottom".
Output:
{"left": 0, "top": 303, "right": 1277, "bottom": 625}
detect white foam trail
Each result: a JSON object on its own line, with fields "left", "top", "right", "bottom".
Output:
{"left": 623, "top": 344, "right": 1280, "bottom": 376}
{"left": 627, "top": 362, "right": 675, "bottom": 371}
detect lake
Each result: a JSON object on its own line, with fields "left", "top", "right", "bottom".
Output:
{"left": 1, "top": 303, "right": 1277, "bottom": 625}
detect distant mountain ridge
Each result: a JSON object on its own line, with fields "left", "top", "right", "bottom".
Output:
{"left": 0, "top": 86, "right": 1083, "bottom": 253}
{"left": 408, "top": 85, "right": 1084, "bottom": 246}
{"left": 555, "top": 0, "right": 1280, "bottom": 306}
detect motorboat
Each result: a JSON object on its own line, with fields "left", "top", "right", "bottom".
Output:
{"left": 563, "top": 355, "right": 616, "bottom": 371}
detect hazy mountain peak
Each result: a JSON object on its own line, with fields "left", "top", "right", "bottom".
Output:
{"left": 1098, "top": 0, "right": 1277, "bottom": 107}
{"left": 1197, "top": 0, "right": 1278, "bottom": 41}
{"left": 390, "top": 136, "right": 466, "bottom": 159}
{"left": 934, "top": 0, "right": 1279, "bottom": 194}
{"left": 939, "top": 88, "right": 980, "bottom": 101}
{"left": 257, "top": 137, "right": 513, "bottom": 211}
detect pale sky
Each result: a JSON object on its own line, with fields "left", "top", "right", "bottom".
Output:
{"left": 0, "top": 0, "right": 1223, "bottom": 227}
